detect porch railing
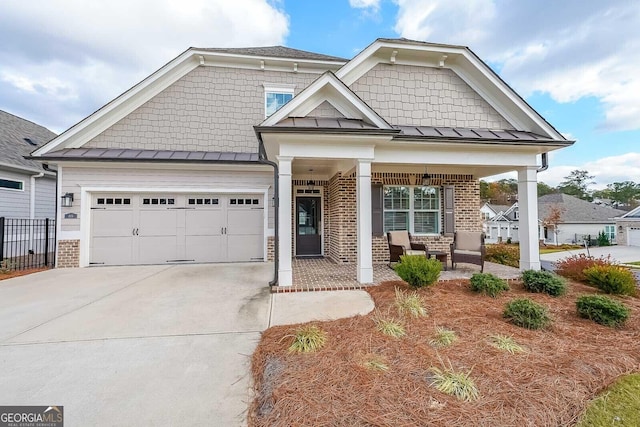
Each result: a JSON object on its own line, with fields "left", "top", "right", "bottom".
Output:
{"left": 0, "top": 217, "right": 56, "bottom": 271}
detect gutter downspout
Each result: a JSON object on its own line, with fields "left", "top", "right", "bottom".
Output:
{"left": 537, "top": 152, "right": 548, "bottom": 173}
{"left": 42, "top": 164, "right": 58, "bottom": 266}
{"left": 256, "top": 135, "right": 279, "bottom": 286}
{"left": 29, "top": 172, "right": 45, "bottom": 251}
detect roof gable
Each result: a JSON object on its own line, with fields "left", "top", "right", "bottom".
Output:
{"left": 260, "top": 71, "right": 392, "bottom": 129}
{"left": 336, "top": 38, "right": 567, "bottom": 140}
{"left": 619, "top": 205, "right": 640, "bottom": 219}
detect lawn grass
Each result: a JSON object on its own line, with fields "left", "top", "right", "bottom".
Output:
{"left": 625, "top": 261, "right": 640, "bottom": 267}
{"left": 577, "top": 373, "right": 640, "bottom": 426}
{"left": 250, "top": 279, "right": 640, "bottom": 426}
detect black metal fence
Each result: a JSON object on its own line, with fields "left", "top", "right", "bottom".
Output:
{"left": 0, "top": 217, "right": 56, "bottom": 271}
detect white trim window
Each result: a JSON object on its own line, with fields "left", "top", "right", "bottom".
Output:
{"left": 383, "top": 186, "right": 440, "bottom": 234}
{"left": 0, "top": 177, "right": 24, "bottom": 191}
{"left": 264, "top": 84, "right": 295, "bottom": 117}
{"left": 604, "top": 225, "right": 615, "bottom": 241}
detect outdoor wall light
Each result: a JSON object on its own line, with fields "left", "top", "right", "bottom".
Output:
{"left": 61, "top": 192, "right": 74, "bottom": 207}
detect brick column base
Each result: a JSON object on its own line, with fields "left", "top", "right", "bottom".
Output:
{"left": 57, "top": 240, "right": 80, "bottom": 268}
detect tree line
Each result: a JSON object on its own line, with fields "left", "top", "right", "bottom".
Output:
{"left": 481, "top": 170, "right": 640, "bottom": 208}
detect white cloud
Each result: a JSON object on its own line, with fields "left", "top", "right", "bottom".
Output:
{"left": 0, "top": 0, "right": 289, "bottom": 132}
{"left": 539, "top": 153, "right": 640, "bottom": 189}
{"left": 392, "top": 1, "right": 640, "bottom": 132}
{"left": 349, "top": 0, "right": 381, "bottom": 10}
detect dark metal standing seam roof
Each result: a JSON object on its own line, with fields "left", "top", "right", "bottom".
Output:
{"left": 30, "top": 148, "right": 261, "bottom": 163}
{"left": 392, "top": 125, "right": 563, "bottom": 143}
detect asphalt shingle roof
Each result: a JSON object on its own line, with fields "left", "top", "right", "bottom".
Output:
{"left": 196, "top": 46, "right": 348, "bottom": 62}
{"left": 0, "top": 110, "right": 56, "bottom": 173}
{"left": 538, "top": 193, "right": 627, "bottom": 223}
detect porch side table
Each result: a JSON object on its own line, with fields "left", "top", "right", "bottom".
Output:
{"left": 428, "top": 251, "right": 448, "bottom": 271}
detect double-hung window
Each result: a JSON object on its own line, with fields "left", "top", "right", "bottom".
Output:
{"left": 383, "top": 186, "right": 440, "bottom": 234}
{"left": 604, "top": 225, "right": 615, "bottom": 241}
{"left": 264, "top": 84, "right": 295, "bottom": 117}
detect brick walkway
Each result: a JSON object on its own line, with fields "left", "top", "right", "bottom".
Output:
{"left": 274, "top": 258, "right": 521, "bottom": 292}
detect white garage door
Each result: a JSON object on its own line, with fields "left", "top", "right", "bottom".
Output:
{"left": 629, "top": 228, "right": 640, "bottom": 247}
{"left": 90, "top": 194, "right": 264, "bottom": 265}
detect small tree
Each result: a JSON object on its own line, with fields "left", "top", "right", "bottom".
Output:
{"left": 542, "top": 204, "right": 564, "bottom": 245}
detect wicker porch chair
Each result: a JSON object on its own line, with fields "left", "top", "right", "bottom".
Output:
{"left": 450, "top": 231, "right": 486, "bottom": 272}
{"left": 387, "top": 230, "right": 428, "bottom": 263}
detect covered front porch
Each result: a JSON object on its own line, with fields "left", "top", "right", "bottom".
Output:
{"left": 272, "top": 150, "right": 543, "bottom": 287}
{"left": 274, "top": 258, "right": 521, "bottom": 292}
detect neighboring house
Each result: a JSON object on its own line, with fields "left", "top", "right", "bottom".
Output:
{"left": 29, "top": 38, "right": 573, "bottom": 286}
{"left": 615, "top": 205, "right": 640, "bottom": 247}
{"left": 486, "top": 193, "right": 626, "bottom": 245}
{"left": 484, "top": 202, "right": 520, "bottom": 243}
{"left": 0, "top": 110, "right": 57, "bottom": 219}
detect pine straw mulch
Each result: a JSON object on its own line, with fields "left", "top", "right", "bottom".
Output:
{"left": 0, "top": 267, "right": 49, "bottom": 281}
{"left": 249, "top": 279, "right": 640, "bottom": 426}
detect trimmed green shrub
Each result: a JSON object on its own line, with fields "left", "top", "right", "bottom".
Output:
{"left": 583, "top": 265, "right": 638, "bottom": 296}
{"left": 576, "top": 295, "right": 630, "bottom": 327}
{"left": 485, "top": 244, "right": 519, "bottom": 268}
{"left": 503, "top": 298, "right": 552, "bottom": 330}
{"left": 521, "top": 270, "right": 567, "bottom": 297}
{"left": 470, "top": 273, "right": 510, "bottom": 297}
{"left": 394, "top": 255, "right": 441, "bottom": 288}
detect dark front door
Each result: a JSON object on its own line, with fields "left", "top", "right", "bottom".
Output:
{"left": 296, "top": 197, "right": 321, "bottom": 256}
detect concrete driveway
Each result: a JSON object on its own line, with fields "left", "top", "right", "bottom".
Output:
{"left": 0, "top": 264, "right": 273, "bottom": 426}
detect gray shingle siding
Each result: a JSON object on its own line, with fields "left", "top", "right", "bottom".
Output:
{"left": 85, "top": 66, "right": 318, "bottom": 152}
{"left": 34, "top": 177, "right": 56, "bottom": 218}
{"left": 350, "top": 63, "right": 514, "bottom": 129}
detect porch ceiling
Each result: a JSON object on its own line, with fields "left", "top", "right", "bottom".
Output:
{"left": 291, "top": 158, "right": 530, "bottom": 180}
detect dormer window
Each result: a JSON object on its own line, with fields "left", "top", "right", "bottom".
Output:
{"left": 264, "top": 84, "right": 295, "bottom": 117}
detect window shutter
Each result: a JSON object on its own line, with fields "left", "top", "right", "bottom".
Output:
{"left": 443, "top": 185, "right": 455, "bottom": 236}
{"left": 371, "top": 183, "right": 383, "bottom": 236}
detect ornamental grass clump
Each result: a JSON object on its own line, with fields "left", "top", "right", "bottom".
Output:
{"left": 576, "top": 295, "right": 630, "bottom": 327}
{"left": 429, "top": 327, "right": 458, "bottom": 347}
{"left": 521, "top": 270, "right": 567, "bottom": 297}
{"left": 373, "top": 313, "right": 406, "bottom": 338}
{"left": 470, "top": 273, "right": 510, "bottom": 297}
{"left": 489, "top": 335, "right": 526, "bottom": 354}
{"left": 583, "top": 265, "right": 638, "bottom": 296}
{"left": 429, "top": 365, "right": 479, "bottom": 401}
{"left": 288, "top": 325, "right": 327, "bottom": 353}
{"left": 394, "top": 287, "right": 427, "bottom": 318}
{"left": 394, "top": 255, "right": 441, "bottom": 288}
{"left": 503, "top": 298, "right": 552, "bottom": 330}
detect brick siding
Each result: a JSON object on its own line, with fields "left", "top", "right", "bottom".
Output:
{"left": 57, "top": 240, "right": 80, "bottom": 268}
{"left": 322, "top": 171, "right": 481, "bottom": 264}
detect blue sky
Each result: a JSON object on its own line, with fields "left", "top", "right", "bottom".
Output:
{"left": 1, "top": 0, "right": 638, "bottom": 188}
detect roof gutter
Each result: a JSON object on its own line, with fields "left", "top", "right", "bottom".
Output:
{"left": 255, "top": 131, "right": 279, "bottom": 286}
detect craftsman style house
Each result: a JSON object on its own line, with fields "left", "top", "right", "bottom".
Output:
{"left": 30, "top": 38, "right": 572, "bottom": 286}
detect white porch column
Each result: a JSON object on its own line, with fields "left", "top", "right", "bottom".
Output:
{"left": 356, "top": 159, "right": 373, "bottom": 283}
{"left": 517, "top": 167, "right": 540, "bottom": 270}
{"left": 277, "top": 156, "right": 293, "bottom": 286}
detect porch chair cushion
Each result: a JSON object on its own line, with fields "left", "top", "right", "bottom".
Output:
{"left": 455, "top": 231, "right": 482, "bottom": 252}
{"left": 388, "top": 230, "right": 412, "bottom": 250}
{"left": 450, "top": 231, "right": 486, "bottom": 272}
{"left": 387, "top": 231, "right": 428, "bottom": 264}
